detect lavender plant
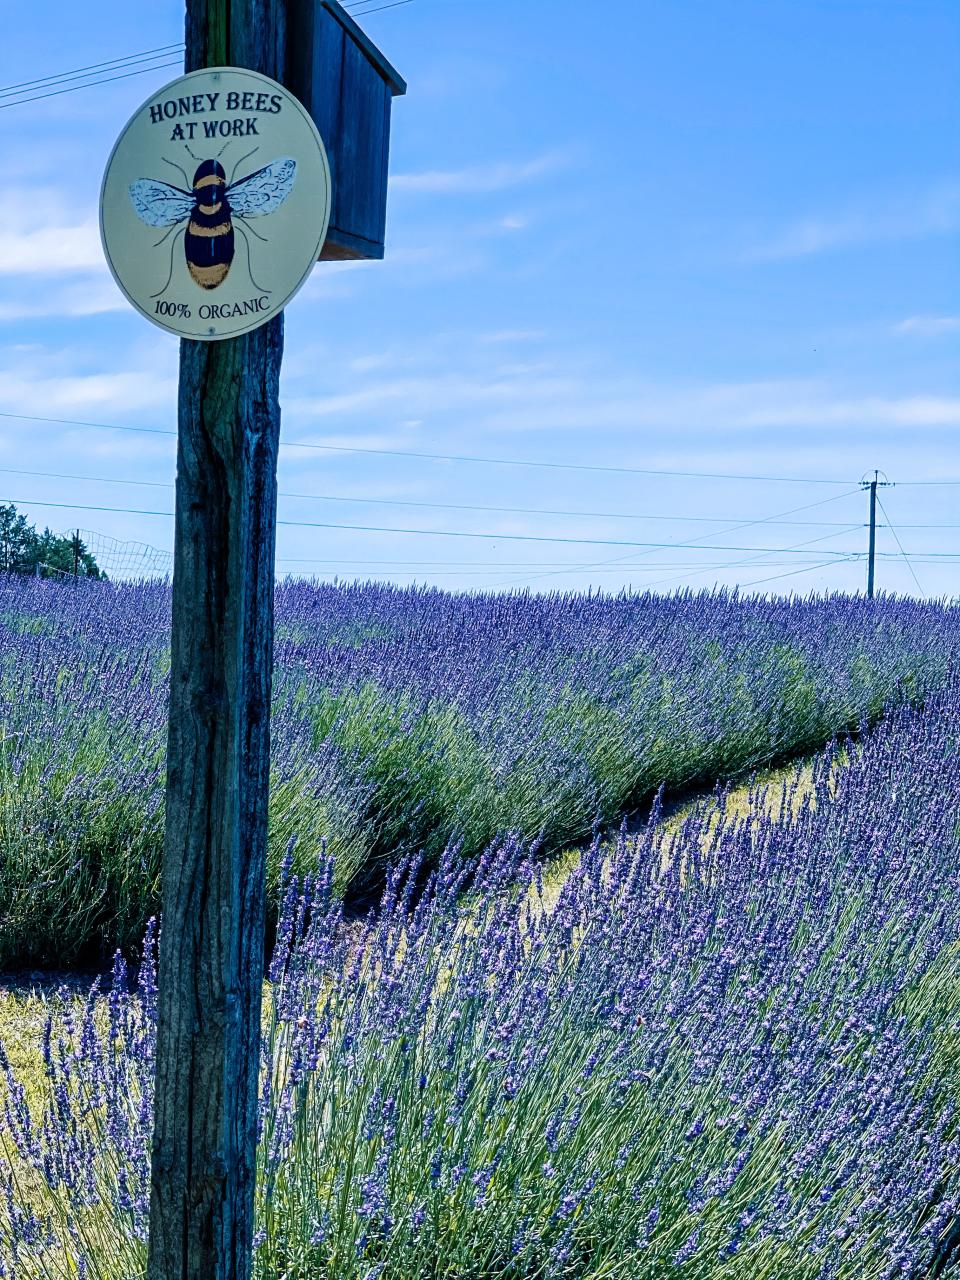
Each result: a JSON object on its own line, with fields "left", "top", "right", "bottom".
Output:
{"left": 4, "top": 685, "right": 960, "bottom": 1278}
{"left": 1, "top": 574, "right": 959, "bottom": 967}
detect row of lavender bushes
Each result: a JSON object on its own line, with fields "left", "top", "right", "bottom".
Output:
{"left": 4, "top": 682, "right": 960, "bottom": 1277}
{"left": 1, "top": 575, "right": 959, "bottom": 967}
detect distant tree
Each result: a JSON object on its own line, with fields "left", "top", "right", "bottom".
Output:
{"left": 0, "top": 504, "right": 104, "bottom": 580}
{"left": 0, "top": 503, "right": 37, "bottom": 573}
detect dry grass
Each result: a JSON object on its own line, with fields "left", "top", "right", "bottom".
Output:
{"left": 538, "top": 749, "right": 848, "bottom": 908}
{"left": 0, "top": 750, "right": 846, "bottom": 1111}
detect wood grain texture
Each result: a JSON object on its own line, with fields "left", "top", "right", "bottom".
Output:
{"left": 285, "top": 0, "right": 401, "bottom": 261}
{"left": 145, "top": 4, "right": 285, "bottom": 1278}
{"left": 321, "top": 0, "right": 406, "bottom": 95}
{"left": 335, "top": 33, "right": 390, "bottom": 249}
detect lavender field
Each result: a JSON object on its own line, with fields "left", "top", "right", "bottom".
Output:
{"left": 2, "top": 576, "right": 960, "bottom": 968}
{"left": 4, "top": 669, "right": 960, "bottom": 1277}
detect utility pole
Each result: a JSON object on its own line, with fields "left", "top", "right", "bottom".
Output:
{"left": 72, "top": 530, "right": 80, "bottom": 580}
{"left": 146, "top": 4, "right": 285, "bottom": 1279}
{"left": 861, "top": 470, "right": 891, "bottom": 600}
{"left": 866, "top": 475, "right": 877, "bottom": 600}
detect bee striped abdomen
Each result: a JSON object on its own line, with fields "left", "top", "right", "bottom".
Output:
{"left": 185, "top": 160, "right": 234, "bottom": 290}
{"left": 185, "top": 206, "right": 234, "bottom": 290}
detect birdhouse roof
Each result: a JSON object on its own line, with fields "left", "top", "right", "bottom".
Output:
{"left": 321, "top": 0, "right": 408, "bottom": 96}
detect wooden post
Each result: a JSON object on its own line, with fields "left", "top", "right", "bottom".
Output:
{"left": 146, "top": 3, "right": 284, "bottom": 1278}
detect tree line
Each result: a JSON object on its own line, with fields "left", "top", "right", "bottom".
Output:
{"left": 0, "top": 503, "right": 104, "bottom": 579}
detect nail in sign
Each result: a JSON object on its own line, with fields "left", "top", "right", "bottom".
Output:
{"left": 100, "top": 67, "right": 331, "bottom": 340}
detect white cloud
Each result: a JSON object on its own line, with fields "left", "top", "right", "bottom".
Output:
{"left": 895, "top": 315, "right": 960, "bottom": 336}
{"left": 0, "top": 368, "right": 174, "bottom": 413}
{"left": 477, "top": 330, "right": 546, "bottom": 347}
{"left": 0, "top": 278, "right": 125, "bottom": 321}
{"left": 285, "top": 368, "right": 582, "bottom": 421}
{"left": 485, "top": 380, "right": 960, "bottom": 433}
{"left": 721, "top": 390, "right": 960, "bottom": 430}
{"left": 0, "top": 179, "right": 118, "bottom": 283}
{"left": 0, "top": 186, "right": 122, "bottom": 317}
{"left": 0, "top": 218, "right": 103, "bottom": 276}
{"left": 390, "top": 151, "right": 569, "bottom": 195}
{"left": 742, "top": 181, "right": 960, "bottom": 261}
{"left": 0, "top": 194, "right": 104, "bottom": 275}
{"left": 81, "top": 434, "right": 175, "bottom": 463}
{"left": 290, "top": 258, "right": 371, "bottom": 305}
{"left": 284, "top": 360, "right": 960, "bottom": 438}
{"left": 0, "top": 337, "right": 176, "bottom": 422}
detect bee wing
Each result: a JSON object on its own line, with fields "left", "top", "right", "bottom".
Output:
{"left": 129, "top": 179, "right": 194, "bottom": 228}
{"left": 227, "top": 158, "right": 297, "bottom": 217}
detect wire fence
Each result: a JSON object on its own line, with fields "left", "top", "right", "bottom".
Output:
{"left": 75, "top": 529, "right": 173, "bottom": 580}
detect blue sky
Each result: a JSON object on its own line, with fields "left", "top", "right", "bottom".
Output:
{"left": 0, "top": 0, "right": 957, "bottom": 595}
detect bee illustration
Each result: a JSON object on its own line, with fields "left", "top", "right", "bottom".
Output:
{"left": 129, "top": 150, "right": 297, "bottom": 297}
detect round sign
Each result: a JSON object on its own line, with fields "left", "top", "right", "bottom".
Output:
{"left": 100, "top": 67, "right": 331, "bottom": 341}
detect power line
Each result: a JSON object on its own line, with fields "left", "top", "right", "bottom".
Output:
{"left": 221, "top": 519, "right": 874, "bottom": 556}
{"left": 348, "top": 0, "right": 415, "bottom": 14}
{"left": 0, "top": 1, "right": 407, "bottom": 109}
{"left": 0, "top": 466, "right": 169, "bottom": 491}
{"left": 0, "top": 411, "right": 855, "bottom": 485}
{"left": 869, "top": 552, "right": 960, "bottom": 560}
{"left": 0, "top": 492, "right": 880, "bottom": 555}
{"left": 68, "top": 541, "right": 873, "bottom": 573}
{"left": 273, "top": 559, "right": 849, "bottom": 570}
{"left": 280, "top": 564, "right": 852, "bottom": 578}
{"left": 0, "top": 2, "right": 395, "bottom": 101}
{"left": 40, "top": 521, "right": 959, "bottom": 586}
{"left": 876, "top": 493, "right": 925, "bottom": 596}
{"left": 629, "top": 524, "right": 867, "bottom": 594}
{"left": 738, "top": 556, "right": 862, "bottom": 590}
{"left": 485, "top": 490, "right": 865, "bottom": 590}
{"left": 0, "top": 59, "right": 185, "bottom": 111}
{"left": 499, "top": 499, "right": 868, "bottom": 592}
{"left": 0, "top": 411, "right": 175, "bottom": 439}
{"left": 273, "top": 554, "right": 958, "bottom": 565}
{"left": 60, "top": 524, "right": 875, "bottom": 583}
{"left": 0, "top": 418, "right": 955, "bottom": 589}
{"left": 278, "top": 441, "right": 855, "bottom": 485}
{"left": 6, "top": 409, "right": 960, "bottom": 490}
{"left": 4, "top": 459, "right": 960, "bottom": 537}
{"left": 0, "top": 463, "right": 892, "bottom": 528}
{"left": 276, "top": 486, "right": 865, "bottom": 526}
{"left": 20, "top": 459, "right": 960, "bottom": 532}
{"left": 0, "top": 44, "right": 184, "bottom": 98}
{"left": 55, "top": 527, "right": 868, "bottom": 579}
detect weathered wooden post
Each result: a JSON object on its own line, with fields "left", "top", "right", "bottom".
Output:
{"left": 145, "top": 5, "right": 287, "bottom": 1277}
{"left": 100, "top": 3, "right": 404, "bottom": 1275}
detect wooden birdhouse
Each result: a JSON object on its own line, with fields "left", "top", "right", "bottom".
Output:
{"left": 285, "top": 0, "right": 407, "bottom": 261}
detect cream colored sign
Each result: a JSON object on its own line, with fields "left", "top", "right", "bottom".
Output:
{"left": 100, "top": 67, "right": 331, "bottom": 340}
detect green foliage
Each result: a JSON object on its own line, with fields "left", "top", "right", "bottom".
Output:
{"left": 9, "top": 723, "right": 960, "bottom": 1280}
{"left": 0, "top": 716, "right": 164, "bottom": 968}
{"left": 901, "top": 943, "right": 960, "bottom": 1097}
{"left": 1, "top": 583, "right": 959, "bottom": 968}
{"left": 267, "top": 771, "right": 369, "bottom": 898}
{"left": 306, "top": 683, "right": 501, "bottom": 879}
{"left": 0, "top": 504, "right": 103, "bottom": 580}
{"left": 0, "top": 717, "right": 374, "bottom": 967}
